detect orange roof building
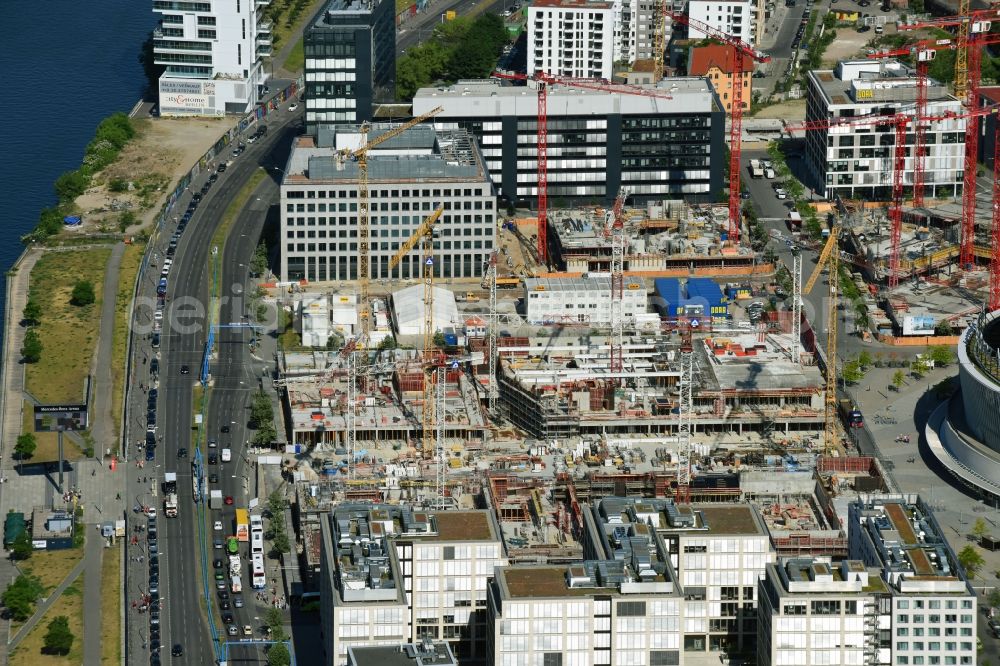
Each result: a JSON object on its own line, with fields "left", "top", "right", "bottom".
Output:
{"left": 689, "top": 44, "right": 753, "bottom": 113}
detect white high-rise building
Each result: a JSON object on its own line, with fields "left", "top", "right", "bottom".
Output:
{"left": 803, "top": 60, "right": 964, "bottom": 200}
{"left": 849, "top": 495, "right": 978, "bottom": 666}
{"left": 278, "top": 124, "right": 496, "bottom": 283}
{"left": 686, "top": 0, "right": 756, "bottom": 46}
{"left": 152, "top": 0, "right": 272, "bottom": 116}
{"left": 319, "top": 505, "right": 507, "bottom": 665}
{"left": 527, "top": 0, "right": 661, "bottom": 80}
{"left": 757, "top": 557, "right": 890, "bottom": 666}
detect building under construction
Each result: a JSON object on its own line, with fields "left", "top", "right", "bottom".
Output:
{"left": 548, "top": 199, "right": 765, "bottom": 276}
{"left": 497, "top": 331, "right": 825, "bottom": 440}
{"left": 277, "top": 349, "right": 489, "bottom": 450}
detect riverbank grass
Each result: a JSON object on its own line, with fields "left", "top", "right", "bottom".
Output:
{"left": 24, "top": 249, "right": 111, "bottom": 404}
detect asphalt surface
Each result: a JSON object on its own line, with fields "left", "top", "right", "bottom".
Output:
{"left": 125, "top": 107, "right": 302, "bottom": 666}
{"left": 397, "top": 0, "right": 511, "bottom": 54}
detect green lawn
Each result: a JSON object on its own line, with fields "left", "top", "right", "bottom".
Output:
{"left": 9, "top": 579, "right": 84, "bottom": 666}
{"left": 25, "top": 249, "right": 112, "bottom": 404}
{"left": 282, "top": 37, "right": 304, "bottom": 73}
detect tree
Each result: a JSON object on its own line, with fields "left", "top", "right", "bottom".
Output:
{"left": 972, "top": 517, "right": 991, "bottom": 542}
{"left": 910, "top": 358, "right": 930, "bottom": 379}
{"left": 10, "top": 532, "right": 32, "bottom": 561}
{"left": 267, "top": 642, "right": 291, "bottom": 666}
{"left": 252, "top": 421, "right": 277, "bottom": 447}
{"left": 935, "top": 319, "right": 953, "bottom": 336}
{"left": 271, "top": 529, "right": 291, "bottom": 555}
{"left": 266, "top": 490, "right": 285, "bottom": 519}
{"left": 14, "top": 433, "right": 36, "bottom": 460}
{"left": 433, "top": 331, "right": 447, "bottom": 348}
{"left": 927, "top": 345, "right": 955, "bottom": 368}
{"left": 70, "top": 280, "right": 95, "bottom": 306}
{"left": 2, "top": 574, "right": 43, "bottom": 622}
{"left": 958, "top": 544, "right": 985, "bottom": 579}
{"left": 989, "top": 588, "right": 1000, "bottom": 610}
{"left": 21, "top": 328, "right": 42, "bottom": 363}
{"left": 841, "top": 360, "right": 863, "bottom": 385}
{"left": 22, "top": 298, "right": 41, "bottom": 326}
{"left": 250, "top": 390, "right": 274, "bottom": 428}
{"left": 857, "top": 350, "right": 873, "bottom": 369}
{"left": 250, "top": 242, "right": 269, "bottom": 276}
{"left": 892, "top": 370, "right": 905, "bottom": 391}
{"left": 264, "top": 607, "right": 287, "bottom": 641}
{"left": 42, "top": 615, "right": 74, "bottom": 655}
{"left": 54, "top": 170, "right": 89, "bottom": 202}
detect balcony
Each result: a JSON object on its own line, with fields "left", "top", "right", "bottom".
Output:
{"left": 256, "top": 0, "right": 271, "bottom": 6}
{"left": 256, "top": 43, "right": 273, "bottom": 57}
{"left": 257, "top": 32, "right": 272, "bottom": 46}
{"left": 257, "top": 19, "right": 273, "bottom": 33}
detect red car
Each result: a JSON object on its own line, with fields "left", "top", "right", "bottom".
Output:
{"left": 224, "top": 496, "right": 234, "bottom": 506}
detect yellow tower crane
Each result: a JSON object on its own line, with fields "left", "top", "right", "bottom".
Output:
{"left": 652, "top": 1, "right": 668, "bottom": 81}
{"left": 803, "top": 227, "right": 841, "bottom": 453}
{"left": 343, "top": 106, "right": 443, "bottom": 344}
{"left": 389, "top": 206, "right": 445, "bottom": 457}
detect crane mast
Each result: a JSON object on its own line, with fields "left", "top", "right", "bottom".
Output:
{"left": 609, "top": 189, "right": 628, "bottom": 379}
{"left": 667, "top": 12, "right": 770, "bottom": 243}
{"left": 349, "top": 107, "right": 442, "bottom": 341}
{"left": 675, "top": 332, "right": 694, "bottom": 503}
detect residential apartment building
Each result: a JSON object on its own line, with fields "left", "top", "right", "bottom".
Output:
{"left": 688, "top": 44, "right": 752, "bottom": 113}
{"left": 523, "top": 277, "right": 648, "bottom": 325}
{"left": 319, "top": 505, "right": 507, "bottom": 665}
{"left": 686, "top": 0, "right": 756, "bottom": 47}
{"left": 527, "top": 0, "right": 661, "bottom": 80}
{"left": 584, "top": 498, "right": 774, "bottom": 655}
{"left": 304, "top": 0, "right": 396, "bottom": 134}
{"left": 848, "top": 495, "right": 978, "bottom": 666}
{"left": 803, "top": 60, "right": 965, "bottom": 200}
{"left": 757, "top": 557, "right": 890, "bottom": 666}
{"left": 412, "top": 78, "right": 724, "bottom": 207}
{"left": 278, "top": 125, "right": 496, "bottom": 283}
{"left": 152, "top": 0, "right": 271, "bottom": 116}
{"left": 488, "top": 560, "right": 685, "bottom": 665}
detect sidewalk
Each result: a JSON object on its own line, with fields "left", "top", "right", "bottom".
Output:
{"left": 0, "top": 249, "right": 41, "bottom": 467}
{"left": 89, "top": 242, "right": 125, "bottom": 459}
{"left": 82, "top": 524, "right": 104, "bottom": 666}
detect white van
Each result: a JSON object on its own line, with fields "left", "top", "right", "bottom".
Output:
{"left": 221, "top": 448, "right": 232, "bottom": 463}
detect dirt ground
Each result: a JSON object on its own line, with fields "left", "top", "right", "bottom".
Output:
{"left": 753, "top": 98, "right": 807, "bottom": 121}
{"left": 823, "top": 25, "right": 880, "bottom": 66}
{"left": 72, "top": 117, "right": 232, "bottom": 235}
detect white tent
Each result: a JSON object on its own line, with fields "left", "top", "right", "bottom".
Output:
{"left": 392, "top": 285, "right": 460, "bottom": 337}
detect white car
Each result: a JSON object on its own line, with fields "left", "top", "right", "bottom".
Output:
{"left": 214, "top": 520, "right": 223, "bottom": 531}
{"left": 775, "top": 188, "right": 788, "bottom": 199}
{"left": 288, "top": 103, "right": 298, "bottom": 112}
{"left": 147, "top": 507, "right": 157, "bottom": 519}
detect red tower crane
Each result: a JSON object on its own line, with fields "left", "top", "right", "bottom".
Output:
{"left": 867, "top": 40, "right": 956, "bottom": 209}
{"left": 492, "top": 72, "right": 674, "bottom": 264}
{"left": 607, "top": 188, "right": 628, "bottom": 380}
{"left": 667, "top": 12, "right": 771, "bottom": 243}
{"left": 899, "top": 11, "right": 1000, "bottom": 269}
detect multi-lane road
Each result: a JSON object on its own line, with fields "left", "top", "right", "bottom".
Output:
{"left": 125, "top": 108, "right": 301, "bottom": 665}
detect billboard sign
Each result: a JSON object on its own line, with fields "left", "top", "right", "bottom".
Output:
{"left": 161, "top": 93, "right": 211, "bottom": 110}
{"left": 34, "top": 405, "right": 88, "bottom": 432}
{"left": 902, "top": 314, "right": 937, "bottom": 336}
{"left": 160, "top": 81, "right": 204, "bottom": 95}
